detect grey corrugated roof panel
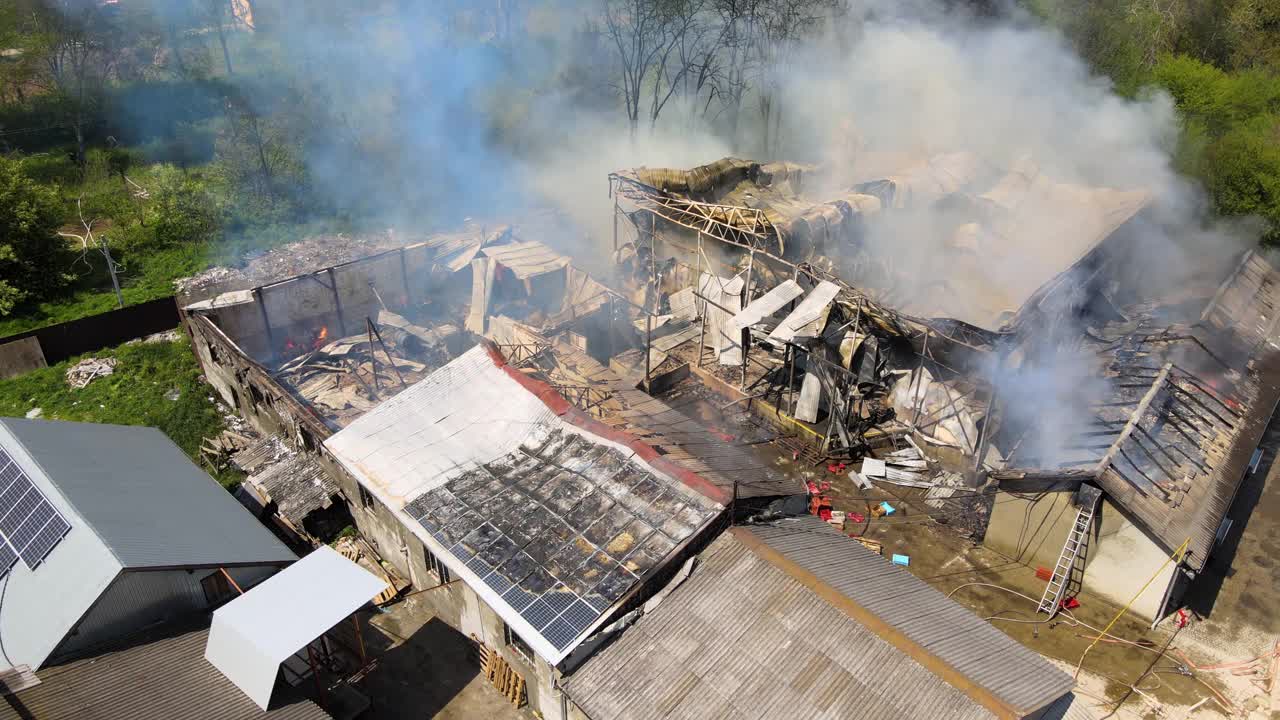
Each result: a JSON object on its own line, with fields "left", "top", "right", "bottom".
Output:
{"left": 0, "top": 419, "right": 296, "bottom": 569}
{"left": 564, "top": 530, "right": 1001, "bottom": 720}
{"left": 745, "top": 517, "right": 1074, "bottom": 715}
{"left": 0, "top": 626, "right": 329, "bottom": 720}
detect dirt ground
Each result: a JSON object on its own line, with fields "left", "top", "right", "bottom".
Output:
{"left": 657, "top": 373, "right": 1280, "bottom": 719}
{"left": 350, "top": 594, "right": 534, "bottom": 720}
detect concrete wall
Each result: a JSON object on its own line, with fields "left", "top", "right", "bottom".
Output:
{"left": 337, "top": 473, "right": 568, "bottom": 719}
{"left": 1085, "top": 517, "right": 1178, "bottom": 621}
{"left": 985, "top": 489, "right": 1175, "bottom": 622}
{"left": 51, "top": 565, "right": 280, "bottom": 663}
{"left": 198, "top": 244, "right": 441, "bottom": 365}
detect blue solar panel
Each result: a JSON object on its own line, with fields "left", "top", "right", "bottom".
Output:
{"left": 0, "top": 448, "right": 72, "bottom": 570}
{"left": 560, "top": 600, "right": 597, "bottom": 630}
{"left": 465, "top": 554, "right": 492, "bottom": 578}
{"left": 520, "top": 599, "right": 560, "bottom": 631}
{"left": 18, "top": 516, "right": 69, "bottom": 569}
{"left": 543, "top": 588, "right": 576, "bottom": 614}
{"left": 0, "top": 460, "right": 22, "bottom": 492}
{"left": 501, "top": 585, "right": 536, "bottom": 612}
{"left": 0, "top": 477, "right": 31, "bottom": 520}
{"left": 484, "top": 571, "right": 513, "bottom": 595}
{"left": 0, "top": 486, "right": 39, "bottom": 538}
{"left": 542, "top": 615, "right": 585, "bottom": 651}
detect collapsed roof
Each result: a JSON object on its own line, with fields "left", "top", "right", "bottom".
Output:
{"left": 612, "top": 154, "right": 1149, "bottom": 333}
{"left": 324, "top": 343, "right": 724, "bottom": 664}
{"left": 1001, "top": 250, "right": 1280, "bottom": 571}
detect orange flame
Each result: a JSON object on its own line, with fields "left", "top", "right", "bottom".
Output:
{"left": 311, "top": 325, "right": 329, "bottom": 351}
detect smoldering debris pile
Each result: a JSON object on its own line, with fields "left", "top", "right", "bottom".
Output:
{"left": 275, "top": 310, "right": 460, "bottom": 425}
{"left": 174, "top": 230, "right": 428, "bottom": 301}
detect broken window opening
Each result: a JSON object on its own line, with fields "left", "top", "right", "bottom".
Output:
{"left": 201, "top": 570, "right": 235, "bottom": 608}
{"left": 504, "top": 622, "right": 534, "bottom": 664}
{"left": 423, "top": 543, "right": 451, "bottom": 584}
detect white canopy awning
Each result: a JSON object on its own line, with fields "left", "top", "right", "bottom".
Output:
{"left": 204, "top": 546, "right": 385, "bottom": 710}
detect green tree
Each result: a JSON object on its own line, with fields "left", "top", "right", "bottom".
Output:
{"left": 150, "top": 163, "right": 220, "bottom": 245}
{"left": 0, "top": 155, "right": 73, "bottom": 315}
{"left": 1205, "top": 114, "right": 1280, "bottom": 241}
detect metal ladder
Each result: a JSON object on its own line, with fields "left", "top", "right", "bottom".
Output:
{"left": 1037, "top": 486, "right": 1101, "bottom": 616}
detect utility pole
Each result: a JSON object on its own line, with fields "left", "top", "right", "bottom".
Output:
{"left": 99, "top": 236, "right": 124, "bottom": 309}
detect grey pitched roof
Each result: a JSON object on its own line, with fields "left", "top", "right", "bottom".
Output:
{"left": 746, "top": 517, "right": 1075, "bottom": 714}
{"left": 0, "top": 625, "right": 330, "bottom": 720}
{"left": 0, "top": 419, "right": 295, "bottom": 569}
{"left": 565, "top": 517, "right": 1074, "bottom": 720}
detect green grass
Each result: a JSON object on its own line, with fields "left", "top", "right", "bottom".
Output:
{"left": 0, "top": 335, "right": 243, "bottom": 489}
{"left": 0, "top": 148, "right": 346, "bottom": 337}
{"left": 0, "top": 243, "right": 213, "bottom": 336}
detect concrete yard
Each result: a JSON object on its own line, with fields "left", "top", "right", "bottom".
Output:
{"left": 657, "top": 372, "right": 1280, "bottom": 719}
{"left": 352, "top": 593, "right": 534, "bottom": 720}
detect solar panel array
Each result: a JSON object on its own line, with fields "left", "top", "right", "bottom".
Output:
{"left": 0, "top": 447, "right": 71, "bottom": 578}
{"left": 404, "top": 427, "right": 719, "bottom": 655}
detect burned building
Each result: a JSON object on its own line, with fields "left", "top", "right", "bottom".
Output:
{"left": 986, "top": 249, "right": 1280, "bottom": 620}
{"left": 607, "top": 154, "right": 1275, "bottom": 627}
{"left": 182, "top": 223, "right": 804, "bottom": 720}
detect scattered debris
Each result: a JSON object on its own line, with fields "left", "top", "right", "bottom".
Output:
{"left": 892, "top": 554, "right": 910, "bottom": 566}
{"left": 200, "top": 426, "right": 258, "bottom": 471}
{"left": 24, "top": 407, "right": 42, "bottom": 419}
{"left": 65, "top": 357, "right": 117, "bottom": 389}
{"left": 175, "top": 230, "right": 430, "bottom": 300}
{"left": 164, "top": 388, "right": 181, "bottom": 402}
{"left": 853, "top": 536, "right": 883, "bottom": 555}
{"left": 125, "top": 329, "right": 183, "bottom": 345}
{"left": 276, "top": 312, "right": 456, "bottom": 425}
{"left": 924, "top": 472, "right": 966, "bottom": 509}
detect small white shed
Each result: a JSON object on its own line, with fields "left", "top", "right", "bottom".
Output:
{"left": 204, "top": 545, "right": 385, "bottom": 710}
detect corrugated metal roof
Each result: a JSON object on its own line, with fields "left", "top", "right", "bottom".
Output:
{"left": 0, "top": 419, "right": 296, "bottom": 570}
{"left": 565, "top": 519, "right": 1074, "bottom": 720}
{"left": 745, "top": 517, "right": 1074, "bottom": 715}
{"left": 1023, "top": 254, "right": 1280, "bottom": 572}
{"left": 481, "top": 240, "right": 570, "bottom": 280}
{"left": 206, "top": 547, "right": 386, "bottom": 710}
{"left": 0, "top": 625, "right": 330, "bottom": 720}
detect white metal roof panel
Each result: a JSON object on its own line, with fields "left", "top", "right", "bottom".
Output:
{"left": 205, "top": 546, "right": 384, "bottom": 710}
{"left": 727, "top": 279, "right": 805, "bottom": 334}
{"left": 480, "top": 240, "right": 571, "bottom": 280}
{"left": 769, "top": 281, "right": 841, "bottom": 342}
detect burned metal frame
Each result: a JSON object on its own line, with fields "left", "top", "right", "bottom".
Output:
{"left": 609, "top": 173, "right": 778, "bottom": 253}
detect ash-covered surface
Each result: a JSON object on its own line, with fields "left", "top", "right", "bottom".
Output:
{"left": 176, "top": 211, "right": 578, "bottom": 304}
{"left": 175, "top": 229, "right": 433, "bottom": 302}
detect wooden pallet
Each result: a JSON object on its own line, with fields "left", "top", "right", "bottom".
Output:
{"left": 334, "top": 539, "right": 401, "bottom": 605}
{"left": 474, "top": 639, "right": 527, "bottom": 708}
